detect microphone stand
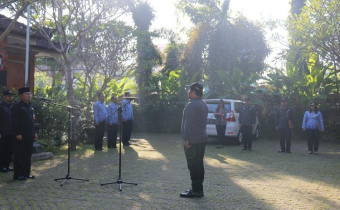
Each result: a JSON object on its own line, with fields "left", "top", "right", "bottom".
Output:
{"left": 37, "top": 98, "right": 89, "bottom": 186}
{"left": 100, "top": 98, "right": 138, "bottom": 191}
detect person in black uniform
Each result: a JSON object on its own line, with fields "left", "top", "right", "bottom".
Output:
{"left": 12, "top": 87, "right": 38, "bottom": 181}
{"left": 276, "top": 97, "right": 294, "bottom": 153}
{"left": 238, "top": 96, "right": 256, "bottom": 151}
{"left": 0, "top": 90, "right": 15, "bottom": 173}
{"left": 180, "top": 82, "right": 208, "bottom": 198}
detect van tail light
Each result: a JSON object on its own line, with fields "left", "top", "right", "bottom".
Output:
{"left": 227, "top": 110, "right": 236, "bottom": 122}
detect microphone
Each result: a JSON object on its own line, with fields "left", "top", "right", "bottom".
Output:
{"left": 123, "top": 97, "right": 138, "bottom": 101}
{"left": 37, "top": 96, "right": 52, "bottom": 102}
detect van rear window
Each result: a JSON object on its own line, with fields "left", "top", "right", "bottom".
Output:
{"left": 206, "top": 103, "right": 231, "bottom": 113}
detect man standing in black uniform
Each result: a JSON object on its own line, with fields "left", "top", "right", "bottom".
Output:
{"left": 180, "top": 82, "right": 208, "bottom": 198}
{"left": 12, "top": 87, "right": 37, "bottom": 181}
{"left": 276, "top": 97, "right": 294, "bottom": 153}
{"left": 0, "top": 90, "right": 15, "bottom": 173}
{"left": 238, "top": 96, "right": 256, "bottom": 151}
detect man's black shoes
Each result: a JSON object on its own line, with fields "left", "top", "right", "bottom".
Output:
{"left": 13, "top": 176, "right": 27, "bottom": 181}
{"left": 6, "top": 167, "right": 14, "bottom": 171}
{"left": 242, "top": 148, "right": 248, "bottom": 151}
{"left": 26, "top": 175, "right": 35, "bottom": 179}
{"left": 1, "top": 167, "right": 9, "bottom": 173}
{"left": 180, "top": 189, "right": 204, "bottom": 198}
{"left": 278, "top": 150, "right": 285, "bottom": 153}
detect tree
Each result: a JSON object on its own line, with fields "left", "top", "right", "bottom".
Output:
{"left": 288, "top": 0, "right": 340, "bottom": 104}
{"left": 25, "top": 0, "right": 133, "bottom": 149}
{"left": 177, "top": 0, "right": 269, "bottom": 97}
{"left": 132, "top": 2, "right": 162, "bottom": 105}
{"left": 78, "top": 20, "right": 136, "bottom": 102}
{"left": 177, "top": 0, "right": 223, "bottom": 83}
{"left": 162, "top": 41, "right": 183, "bottom": 75}
{"left": 207, "top": 15, "right": 270, "bottom": 96}
{"left": 290, "top": 0, "right": 307, "bottom": 15}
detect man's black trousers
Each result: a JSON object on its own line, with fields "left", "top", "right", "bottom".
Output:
{"left": 95, "top": 122, "right": 106, "bottom": 150}
{"left": 241, "top": 125, "right": 253, "bottom": 149}
{"left": 13, "top": 137, "right": 33, "bottom": 178}
{"left": 184, "top": 142, "right": 206, "bottom": 192}
{"left": 279, "top": 128, "right": 292, "bottom": 152}
{"left": 0, "top": 135, "right": 13, "bottom": 168}
{"left": 107, "top": 124, "right": 118, "bottom": 147}
{"left": 122, "top": 120, "right": 133, "bottom": 144}
{"left": 306, "top": 129, "right": 320, "bottom": 152}
{"left": 216, "top": 124, "right": 226, "bottom": 145}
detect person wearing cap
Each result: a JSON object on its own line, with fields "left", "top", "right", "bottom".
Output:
{"left": 11, "top": 87, "right": 38, "bottom": 181}
{"left": 93, "top": 92, "right": 107, "bottom": 151}
{"left": 238, "top": 96, "right": 256, "bottom": 151}
{"left": 121, "top": 92, "right": 134, "bottom": 146}
{"left": 302, "top": 102, "right": 324, "bottom": 154}
{"left": 0, "top": 90, "right": 15, "bottom": 173}
{"left": 275, "top": 97, "right": 294, "bottom": 153}
{"left": 106, "top": 95, "right": 119, "bottom": 148}
{"left": 214, "top": 99, "right": 228, "bottom": 148}
{"left": 180, "top": 82, "right": 208, "bottom": 198}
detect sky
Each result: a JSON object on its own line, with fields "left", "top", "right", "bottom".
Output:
{"left": 148, "top": 0, "right": 291, "bottom": 67}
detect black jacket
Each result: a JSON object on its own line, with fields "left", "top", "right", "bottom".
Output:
{"left": 239, "top": 105, "right": 256, "bottom": 126}
{"left": 0, "top": 101, "right": 13, "bottom": 136}
{"left": 181, "top": 98, "right": 208, "bottom": 144}
{"left": 275, "top": 106, "right": 294, "bottom": 129}
{"left": 11, "top": 100, "right": 35, "bottom": 139}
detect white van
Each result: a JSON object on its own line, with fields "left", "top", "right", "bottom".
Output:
{"left": 204, "top": 99, "right": 260, "bottom": 144}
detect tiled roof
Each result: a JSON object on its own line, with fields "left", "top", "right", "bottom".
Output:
{"left": 0, "top": 14, "right": 58, "bottom": 52}
{"left": 36, "top": 39, "right": 61, "bottom": 51}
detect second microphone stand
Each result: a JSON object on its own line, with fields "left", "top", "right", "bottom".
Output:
{"left": 38, "top": 99, "right": 90, "bottom": 186}
{"left": 100, "top": 99, "right": 138, "bottom": 191}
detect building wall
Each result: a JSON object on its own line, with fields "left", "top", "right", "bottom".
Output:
{"left": 6, "top": 50, "right": 35, "bottom": 93}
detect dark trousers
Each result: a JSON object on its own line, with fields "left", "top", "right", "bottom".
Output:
{"left": 279, "top": 128, "right": 292, "bottom": 152}
{"left": 0, "top": 135, "right": 13, "bottom": 168}
{"left": 241, "top": 125, "right": 253, "bottom": 149}
{"left": 122, "top": 120, "right": 133, "bottom": 144}
{"left": 13, "top": 137, "right": 33, "bottom": 178}
{"left": 184, "top": 142, "right": 206, "bottom": 192}
{"left": 306, "top": 129, "right": 320, "bottom": 152}
{"left": 107, "top": 124, "right": 118, "bottom": 147}
{"left": 216, "top": 124, "right": 226, "bottom": 144}
{"left": 95, "top": 122, "right": 106, "bottom": 150}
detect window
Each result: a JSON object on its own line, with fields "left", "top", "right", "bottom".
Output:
{"left": 206, "top": 103, "right": 231, "bottom": 113}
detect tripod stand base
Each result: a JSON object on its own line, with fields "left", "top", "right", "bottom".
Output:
{"left": 55, "top": 174, "right": 89, "bottom": 186}
{"left": 101, "top": 178, "right": 138, "bottom": 191}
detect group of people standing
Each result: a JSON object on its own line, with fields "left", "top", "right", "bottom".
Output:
{"left": 92, "top": 92, "right": 134, "bottom": 150}
{"left": 213, "top": 96, "right": 324, "bottom": 154}
{"left": 180, "top": 82, "right": 326, "bottom": 198}
{"left": 0, "top": 87, "right": 37, "bottom": 181}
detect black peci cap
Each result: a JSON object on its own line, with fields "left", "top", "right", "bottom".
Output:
{"left": 18, "top": 87, "right": 30, "bottom": 95}
{"left": 2, "top": 90, "right": 15, "bottom": 96}
{"left": 189, "top": 82, "right": 203, "bottom": 96}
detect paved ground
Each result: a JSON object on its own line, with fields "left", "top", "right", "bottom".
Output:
{"left": 0, "top": 133, "right": 340, "bottom": 210}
